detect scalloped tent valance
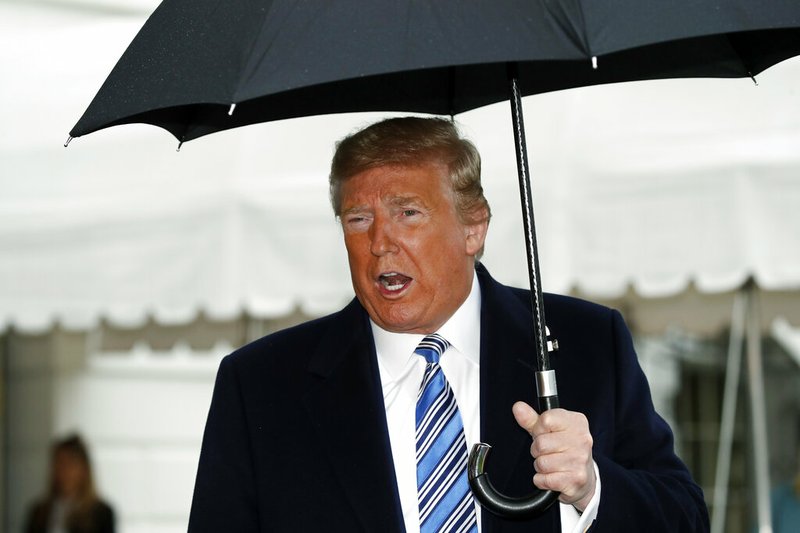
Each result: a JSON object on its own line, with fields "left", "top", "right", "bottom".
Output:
{"left": 1, "top": 4, "right": 799, "bottom": 335}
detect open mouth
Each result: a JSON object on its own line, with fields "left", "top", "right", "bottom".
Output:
{"left": 378, "top": 272, "right": 412, "bottom": 293}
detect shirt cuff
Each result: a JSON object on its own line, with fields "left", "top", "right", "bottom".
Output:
{"left": 559, "top": 460, "right": 601, "bottom": 533}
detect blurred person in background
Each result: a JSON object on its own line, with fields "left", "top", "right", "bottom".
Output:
{"left": 770, "top": 445, "right": 800, "bottom": 533}
{"left": 24, "top": 433, "right": 115, "bottom": 533}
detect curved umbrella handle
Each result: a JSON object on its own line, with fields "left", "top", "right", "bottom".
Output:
{"left": 468, "top": 368, "right": 561, "bottom": 517}
{"left": 468, "top": 442, "right": 560, "bottom": 517}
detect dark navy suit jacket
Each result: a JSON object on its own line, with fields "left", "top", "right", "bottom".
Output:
{"left": 189, "top": 265, "right": 709, "bottom": 532}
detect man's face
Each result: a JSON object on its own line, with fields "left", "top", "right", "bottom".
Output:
{"left": 340, "top": 162, "right": 488, "bottom": 334}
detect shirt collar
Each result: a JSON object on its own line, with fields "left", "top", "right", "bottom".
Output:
{"left": 372, "top": 269, "right": 482, "bottom": 382}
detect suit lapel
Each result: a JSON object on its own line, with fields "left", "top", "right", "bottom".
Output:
{"left": 302, "top": 300, "right": 405, "bottom": 532}
{"left": 478, "top": 265, "right": 539, "bottom": 492}
{"left": 477, "top": 265, "right": 561, "bottom": 532}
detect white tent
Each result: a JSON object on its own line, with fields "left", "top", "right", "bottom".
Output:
{"left": 2, "top": 1, "right": 799, "bottom": 333}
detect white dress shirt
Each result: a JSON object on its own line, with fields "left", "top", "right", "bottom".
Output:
{"left": 373, "top": 271, "right": 600, "bottom": 532}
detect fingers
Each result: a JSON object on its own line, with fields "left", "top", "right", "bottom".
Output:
{"left": 529, "top": 411, "right": 592, "bottom": 455}
{"left": 533, "top": 468, "right": 593, "bottom": 504}
{"left": 512, "top": 403, "right": 596, "bottom": 510}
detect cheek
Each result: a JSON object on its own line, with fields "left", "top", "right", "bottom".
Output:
{"left": 344, "top": 236, "right": 368, "bottom": 265}
{"left": 426, "top": 230, "right": 467, "bottom": 264}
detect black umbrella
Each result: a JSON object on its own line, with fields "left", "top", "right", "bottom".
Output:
{"left": 68, "top": 0, "right": 800, "bottom": 520}
{"left": 70, "top": 1, "right": 800, "bottom": 143}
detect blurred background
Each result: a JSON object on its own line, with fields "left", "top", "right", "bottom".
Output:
{"left": 2, "top": 0, "right": 799, "bottom": 532}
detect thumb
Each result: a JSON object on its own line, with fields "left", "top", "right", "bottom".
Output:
{"left": 512, "top": 401, "right": 540, "bottom": 436}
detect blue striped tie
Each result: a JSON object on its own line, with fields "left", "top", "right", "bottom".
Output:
{"left": 415, "top": 334, "right": 478, "bottom": 533}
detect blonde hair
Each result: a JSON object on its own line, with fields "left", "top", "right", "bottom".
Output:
{"left": 329, "top": 117, "right": 491, "bottom": 227}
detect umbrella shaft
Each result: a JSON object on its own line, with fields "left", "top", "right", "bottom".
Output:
{"left": 507, "top": 69, "right": 550, "bottom": 375}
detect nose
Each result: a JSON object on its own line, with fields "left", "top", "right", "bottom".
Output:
{"left": 369, "top": 216, "right": 398, "bottom": 256}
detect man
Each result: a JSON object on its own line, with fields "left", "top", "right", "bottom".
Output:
{"left": 189, "top": 117, "right": 709, "bottom": 532}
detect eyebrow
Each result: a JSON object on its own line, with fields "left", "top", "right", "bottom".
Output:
{"left": 387, "top": 195, "right": 427, "bottom": 208}
{"left": 341, "top": 205, "right": 369, "bottom": 216}
{"left": 341, "top": 195, "right": 428, "bottom": 216}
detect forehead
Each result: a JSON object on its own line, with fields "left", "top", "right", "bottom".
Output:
{"left": 340, "top": 163, "right": 453, "bottom": 205}
{"left": 54, "top": 449, "right": 82, "bottom": 463}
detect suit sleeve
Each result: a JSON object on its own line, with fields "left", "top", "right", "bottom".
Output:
{"left": 591, "top": 310, "right": 709, "bottom": 532}
{"left": 189, "top": 354, "right": 260, "bottom": 533}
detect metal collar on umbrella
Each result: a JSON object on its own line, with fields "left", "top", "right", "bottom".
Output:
{"left": 466, "top": 64, "right": 561, "bottom": 517}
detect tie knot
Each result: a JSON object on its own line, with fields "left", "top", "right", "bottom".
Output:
{"left": 415, "top": 333, "right": 450, "bottom": 364}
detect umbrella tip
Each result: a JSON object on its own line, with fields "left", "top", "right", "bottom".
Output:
{"left": 591, "top": 56, "right": 598, "bottom": 70}
{"left": 176, "top": 141, "right": 183, "bottom": 152}
{"left": 749, "top": 72, "right": 758, "bottom": 86}
{"left": 228, "top": 103, "right": 237, "bottom": 116}
{"left": 64, "top": 136, "right": 73, "bottom": 148}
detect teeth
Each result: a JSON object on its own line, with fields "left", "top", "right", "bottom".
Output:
{"left": 379, "top": 272, "right": 407, "bottom": 291}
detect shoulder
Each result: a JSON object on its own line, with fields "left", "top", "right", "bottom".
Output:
{"left": 92, "top": 499, "right": 115, "bottom": 524}
{"left": 24, "top": 499, "right": 50, "bottom": 532}
{"left": 478, "top": 265, "right": 629, "bottom": 359}
{"left": 543, "top": 292, "right": 620, "bottom": 325}
{"left": 26, "top": 498, "right": 49, "bottom": 516}
{"left": 96, "top": 499, "right": 115, "bottom": 514}
{"left": 222, "top": 298, "right": 365, "bottom": 373}
{"left": 478, "top": 263, "right": 619, "bottom": 325}
{"left": 542, "top": 293, "right": 632, "bottom": 360}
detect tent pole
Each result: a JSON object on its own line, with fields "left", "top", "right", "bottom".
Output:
{"left": 1, "top": 329, "right": 9, "bottom": 533}
{"left": 710, "top": 291, "right": 747, "bottom": 533}
{"left": 745, "top": 283, "right": 772, "bottom": 533}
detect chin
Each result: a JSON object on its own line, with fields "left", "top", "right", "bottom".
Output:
{"left": 375, "top": 312, "right": 421, "bottom": 333}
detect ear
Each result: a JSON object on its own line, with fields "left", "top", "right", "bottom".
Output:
{"left": 464, "top": 208, "right": 489, "bottom": 257}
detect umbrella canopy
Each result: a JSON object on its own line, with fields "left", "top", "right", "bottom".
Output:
{"left": 70, "top": 0, "right": 800, "bottom": 142}
{"left": 1, "top": 0, "right": 789, "bottom": 332}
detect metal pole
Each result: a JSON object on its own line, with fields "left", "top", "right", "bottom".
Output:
{"left": 1, "top": 329, "right": 10, "bottom": 533}
{"left": 745, "top": 284, "right": 772, "bottom": 533}
{"left": 710, "top": 291, "right": 747, "bottom": 533}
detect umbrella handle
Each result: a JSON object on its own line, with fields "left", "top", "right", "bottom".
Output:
{"left": 467, "top": 370, "right": 561, "bottom": 518}
{"left": 468, "top": 445, "right": 559, "bottom": 517}
{"left": 468, "top": 323, "right": 560, "bottom": 517}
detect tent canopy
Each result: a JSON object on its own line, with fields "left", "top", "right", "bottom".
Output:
{"left": 2, "top": 2, "right": 799, "bottom": 334}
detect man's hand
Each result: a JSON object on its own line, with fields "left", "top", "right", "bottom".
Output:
{"left": 512, "top": 401, "right": 596, "bottom": 512}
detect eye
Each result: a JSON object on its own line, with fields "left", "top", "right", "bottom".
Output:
{"left": 342, "top": 214, "right": 371, "bottom": 232}
{"left": 402, "top": 209, "right": 419, "bottom": 217}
